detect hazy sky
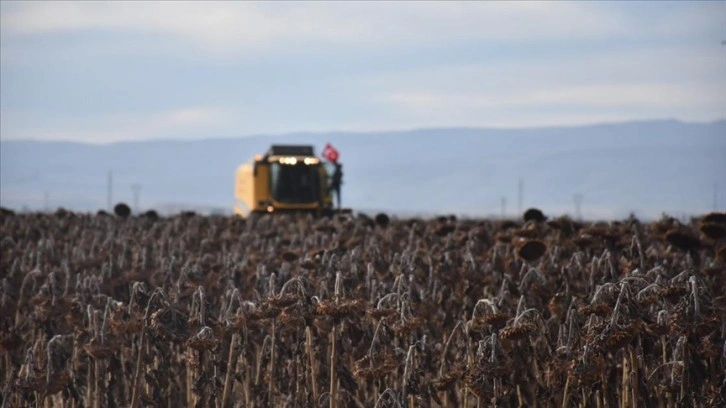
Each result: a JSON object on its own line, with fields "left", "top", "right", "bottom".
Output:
{"left": 1, "top": 1, "right": 725, "bottom": 143}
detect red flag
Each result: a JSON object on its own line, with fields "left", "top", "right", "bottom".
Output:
{"left": 322, "top": 143, "right": 340, "bottom": 163}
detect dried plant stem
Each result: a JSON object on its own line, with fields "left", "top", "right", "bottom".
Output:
{"left": 130, "top": 334, "right": 146, "bottom": 408}
{"left": 631, "top": 226, "right": 645, "bottom": 272}
{"left": 86, "top": 357, "right": 93, "bottom": 407}
{"left": 14, "top": 271, "right": 36, "bottom": 327}
{"left": 94, "top": 359, "right": 101, "bottom": 408}
{"left": 165, "top": 353, "right": 172, "bottom": 408}
{"left": 291, "top": 353, "right": 300, "bottom": 405}
{"left": 1, "top": 362, "right": 12, "bottom": 408}
{"left": 1, "top": 353, "right": 8, "bottom": 388}
{"left": 153, "top": 348, "right": 162, "bottom": 407}
{"left": 629, "top": 348, "right": 638, "bottom": 407}
{"left": 438, "top": 321, "right": 464, "bottom": 378}
{"left": 306, "top": 327, "right": 319, "bottom": 404}
{"left": 329, "top": 326, "right": 338, "bottom": 408}
{"left": 118, "top": 352, "right": 127, "bottom": 405}
{"left": 517, "top": 384, "right": 524, "bottom": 407}
{"left": 255, "top": 335, "right": 273, "bottom": 406}
{"left": 688, "top": 276, "right": 700, "bottom": 318}
{"left": 243, "top": 356, "right": 250, "bottom": 407}
{"left": 196, "top": 349, "right": 206, "bottom": 407}
{"left": 131, "top": 291, "right": 160, "bottom": 408}
{"left": 186, "top": 352, "right": 193, "bottom": 406}
{"left": 403, "top": 344, "right": 415, "bottom": 408}
{"left": 620, "top": 353, "right": 630, "bottom": 408}
{"left": 562, "top": 376, "right": 571, "bottom": 408}
{"left": 679, "top": 341, "right": 688, "bottom": 403}
{"left": 463, "top": 363, "right": 470, "bottom": 407}
{"left": 254, "top": 345, "right": 263, "bottom": 387}
{"left": 269, "top": 319, "right": 276, "bottom": 407}
{"left": 221, "top": 333, "right": 238, "bottom": 408}
{"left": 0, "top": 390, "right": 15, "bottom": 408}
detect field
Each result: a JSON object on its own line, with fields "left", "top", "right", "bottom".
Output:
{"left": 1, "top": 208, "right": 724, "bottom": 407}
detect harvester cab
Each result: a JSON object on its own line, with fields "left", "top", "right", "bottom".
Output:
{"left": 234, "top": 144, "right": 345, "bottom": 217}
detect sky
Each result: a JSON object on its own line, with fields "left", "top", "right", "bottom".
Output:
{"left": 1, "top": 1, "right": 725, "bottom": 144}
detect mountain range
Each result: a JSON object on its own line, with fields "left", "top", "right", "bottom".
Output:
{"left": 1, "top": 119, "right": 725, "bottom": 220}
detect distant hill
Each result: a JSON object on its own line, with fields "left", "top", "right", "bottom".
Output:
{"left": 2, "top": 119, "right": 725, "bottom": 220}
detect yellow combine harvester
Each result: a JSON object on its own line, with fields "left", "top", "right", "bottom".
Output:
{"left": 234, "top": 145, "right": 343, "bottom": 217}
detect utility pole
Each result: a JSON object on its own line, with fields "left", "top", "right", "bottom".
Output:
{"left": 44, "top": 191, "right": 49, "bottom": 212}
{"left": 131, "top": 184, "right": 142, "bottom": 213}
{"left": 574, "top": 193, "right": 583, "bottom": 220}
{"left": 501, "top": 197, "right": 507, "bottom": 219}
{"left": 517, "top": 178, "right": 524, "bottom": 214}
{"left": 107, "top": 171, "right": 113, "bottom": 211}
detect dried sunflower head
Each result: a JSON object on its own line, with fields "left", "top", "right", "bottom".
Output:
{"left": 84, "top": 336, "right": 121, "bottom": 360}
{"left": 470, "top": 312, "right": 510, "bottom": 331}
{"left": 499, "top": 322, "right": 536, "bottom": 342}
{"left": 267, "top": 293, "right": 300, "bottom": 308}
{"left": 600, "top": 322, "right": 639, "bottom": 352}
{"left": 353, "top": 350, "right": 398, "bottom": 380}
{"left": 314, "top": 299, "right": 366, "bottom": 320}
{"left": 186, "top": 326, "right": 219, "bottom": 351}
{"left": 515, "top": 239, "right": 547, "bottom": 262}
{"left": 578, "top": 303, "right": 612, "bottom": 317}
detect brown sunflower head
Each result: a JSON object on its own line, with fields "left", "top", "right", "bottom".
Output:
{"left": 516, "top": 239, "right": 547, "bottom": 262}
